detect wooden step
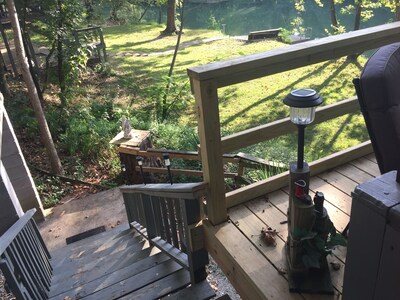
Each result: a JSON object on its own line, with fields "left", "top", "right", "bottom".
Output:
{"left": 160, "top": 279, "right": 215, "bottom": 300}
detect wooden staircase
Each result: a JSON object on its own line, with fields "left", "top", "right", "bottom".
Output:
{"left": 0, "top": 210, "right": 215, "bottom": 300}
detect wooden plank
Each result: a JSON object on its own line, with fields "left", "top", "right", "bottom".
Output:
{"left": 130, "top": 222, "right": 189, "bottom": 269}
{"left": 0, "top": 258, "right": 26, "bottom": 300}
{"left": 7, "top": 243, "right": 44, "bottom": 299}
{"left": 49, "top": 252, "right": 170, "bottom": 299}
{"left": 50, "top": 226, "right": 134, "bottom": 259}
{"left": 14, "top": 235, "right": 49, "bottom": 296}
{"left": 57, "top": 259, "right": 184, "bottom": 300}
{"left": 221, "top": 97, "right": 359, "bottom": 153}
{"left": 187, "top": 22, "right": 400, "bottom": 87}
{"left": 244, "top": 197, "right": 345, "bottom": 295}
{"left": 350, "top": 157, "right": 380, "bottom": 177}
{"left": 160, "top": 197, "right": 172, "bottom": 243}
{"left": 335, "top": 163, "right": 374, "bottom": 184}
{"left": 226, "top": 171, "right": 289, "bottom": 208}
{"left": 152, "top": 196, "right": 164, "bottom": 238}
{"left": 191, "top": 79, "right": 227, "bottom": 224}
{"left": 317, "top": 170, "right": 359, "bottom": 197}
{"left": 142, "top": 194, "right": 157, "bottom": 239}
{"left": 118, "top": 269, "right": 190, "bottom": 300}
{"left": 151, "top": 237, "right": 189, "bottom": 270}
{"left": 26, "top": 223, "right": 52, "bottom": 285}
{"left": 309, "top": 176, "right": 352, "bottom": 215}
{"left": 165, "top": 198, "right": 179, "bottom": 248}
{"left": 51, "top": 238, "right": 152, "bottom": 282}
{"left": 235, "top": 152, "right": 286, "bottom": 169}
{"left": 51, "top": 232, "right": 145, "bottom": 272}
{"left": 120, "top": 182, "right": 208, "bottom": 200}
{"left": 118, "top": 146, "right": 240, "bottom": 163}
{"left": 229, "top": 204, "right": 342, "bottom": 299}
{"left": 174, "top": 198, "right": 186, "bottom": 251}
{"left": 309, "top": 141, "right": 373, "bottom": 176}
{"left": 203, "top": 220, "right": 303, "bottom": 300}
{"left": 225, "top": 142, "right": 373, "bottom": 208}
{"left": 135, "top": 166, "right": 237, "bottom": 178}
{"left": 20, "top": 228, "right": 51, "bottom": 289}
{"left": 160, "top": 279, "right": 215, "bottom": 300}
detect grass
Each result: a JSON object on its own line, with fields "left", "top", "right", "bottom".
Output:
{"left": 26, "top": 22, "right": 369, "bottom": 188}
{"left": 98, "top": 23, "right": 368, "bottom": 165}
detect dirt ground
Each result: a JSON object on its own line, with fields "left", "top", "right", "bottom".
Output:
{"left": 36, "top": 187, "right": 241, "bottom": 299}
{"left": 38, "top": 188, "right": 127, "bottom": 251}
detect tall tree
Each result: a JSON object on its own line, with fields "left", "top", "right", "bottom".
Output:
{"left": 6, "top": 0, "right": 64, "bottom": 175}
{"left": 162, "top": 0, "right": 177, "bottom": 34}
{"left": 353, "top": 0, "right": 362, "bottom": 30}
{"left": 329, "top": 0, "right": 339, "bottom": 32}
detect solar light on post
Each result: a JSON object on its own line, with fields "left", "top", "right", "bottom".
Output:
{"left": 136, "top": 156, "right": 145, "bottom": 185}
{"left": 283, "top": 88, "right": 323, "bottom": 279}
{"left": 163, "top": 153, "right": 173, "bottom": 185}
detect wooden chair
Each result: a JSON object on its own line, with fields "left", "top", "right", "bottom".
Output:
{"left": 73, "top": 26, "right": 107, "bottom": 64}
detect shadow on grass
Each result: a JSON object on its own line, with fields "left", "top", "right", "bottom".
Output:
{"left": 312, "top": 59, "right": 358, "bottom": 101}
{"left": 220, "top": 61, "right": 332, "bottom": 128}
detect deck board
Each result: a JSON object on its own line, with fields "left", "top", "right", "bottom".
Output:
{"left": 216, "top": 154, "right": 380, "bottom": 300}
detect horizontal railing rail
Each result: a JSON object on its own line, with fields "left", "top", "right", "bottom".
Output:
{"left": 120, "top": 183, "right": 209, "bottom": 284}
{"left": 187, "top": 22, "right": 400, "bottom": 225}
{"left": 221, "top": 96, "right": 360, "bottom": 153}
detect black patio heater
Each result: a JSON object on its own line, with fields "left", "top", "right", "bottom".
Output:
{"left": 284, "top": 89, "right": 334, "bottom": 294}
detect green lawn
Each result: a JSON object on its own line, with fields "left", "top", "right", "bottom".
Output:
{"left": 99, "top": 23, "right": 368, "bottom": 164}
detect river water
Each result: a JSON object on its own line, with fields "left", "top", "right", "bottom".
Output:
{"left": 147, "top": 0, "right": 393, "bottom": 38}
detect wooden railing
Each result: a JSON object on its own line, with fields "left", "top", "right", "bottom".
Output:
{"left": 118, "top": 145, "right": 285, "bottom": 183}
{"left": 0, "top": 208, "right": 52, "bottom": 300}
{"left": 120, "top": 182, "right": 209, "bottom": 284}
{"left": 187, "top": 22, "right": 400, "bottom": 225}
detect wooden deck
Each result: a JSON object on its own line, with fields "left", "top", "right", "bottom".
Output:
{"left": 48, "top": 225, "right": 214, "bottom": 300}
{"left": 204, "top": 153, "right": 379, "bottom": 300}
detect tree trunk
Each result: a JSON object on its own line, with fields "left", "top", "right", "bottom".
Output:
{"left": 396, "top": 0, "right": 400, "bottom": 21}
{"left": 84, "top": 0, "right": 94, "bottom": 23}
{"left": 354, "top": 1, "right": 362, "bottom": 31}
{"left": 163, "top": 0, "right": 177, "bottom": 34}
{"left": 6, "top": 0, "right": 64, "bottom": 175}
{"left": 57, "top": 0, "right": 66, "bottom": 107}
{"left": 162, "top": 0, "right": 185, "bottom": 121}
{"left": 0, "top": 53, "right": 11, "bottom": 103}
{"left": 329, "top": 0, "right": 339, "bottom": 33}
{"left": 158, "top": 5, "right": 162, "bottom": 24}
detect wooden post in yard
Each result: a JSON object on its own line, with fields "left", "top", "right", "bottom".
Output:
{"left": 191, "top": 78, "right": 227, "bottom": 225}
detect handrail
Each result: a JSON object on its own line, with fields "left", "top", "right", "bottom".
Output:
{"left": 187, "top": 22, "right": 400, "bottom": 225}
{"left": 221, "top": 96, "right": 360, "bottom": 153}
{"left": 120, "top": 182, "right": 208, "bottom": 199}
{"left": 0, "top": 208, "right": 36, "bottom": 255}
{"left": 188, "top": 22, "right": 400, "bottom": 87}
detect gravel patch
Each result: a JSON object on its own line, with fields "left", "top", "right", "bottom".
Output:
{"left": 207, "top": 255, "right": 241, "bottom": 300}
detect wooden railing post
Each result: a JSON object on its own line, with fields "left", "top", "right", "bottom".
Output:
{"left": 191, "top": 78, "right": 227, "bottom": 225}
{"left": 181, "top": 197, "right": 208, "bottom": 283}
